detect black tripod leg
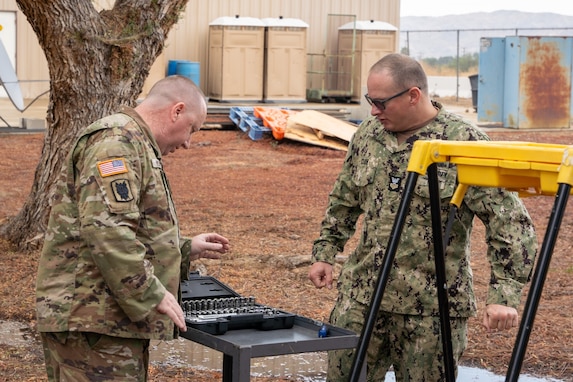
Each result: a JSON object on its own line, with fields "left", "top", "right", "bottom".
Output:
{"left": 505, "top": 183, "right": 571, "bottom": 381}
{"left": 348, "top": 172, "right": 419, "bottom": 382}
{"left": 428, "top": 164, "right": 456, "bottom": 382}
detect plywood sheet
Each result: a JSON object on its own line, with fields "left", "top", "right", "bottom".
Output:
{"left": 287, "top": 110, "right": 357, "bottom": 142}
{"left": 285, "top": 122, "right": 349, "bottom": 151}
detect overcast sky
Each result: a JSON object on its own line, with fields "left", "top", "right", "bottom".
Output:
{"left": 400, "top": 0, "right": 573, "bottom": 17}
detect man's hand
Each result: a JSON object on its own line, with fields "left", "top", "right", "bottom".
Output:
{"left": 156, "top": 291, "right": 187, "bottom": 332}
{"left": 308, "top": 261, "right": 334, "bottom": 289}
{"left": 190, "top": 232, "right": 230, "bottom": 260}
{"left": 482, "top": 304, "right": 518, "bottom": 332}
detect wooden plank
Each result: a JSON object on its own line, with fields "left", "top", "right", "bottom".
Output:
{"left": 284, "top": 122, "right": 348, "bottom": 151}
{"left": 287, "top": 110, "right": 358, "bottom": 142}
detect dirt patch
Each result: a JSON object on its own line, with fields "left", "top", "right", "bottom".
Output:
{"left": 0, "top": 104, "right": 572, "bottom": 381}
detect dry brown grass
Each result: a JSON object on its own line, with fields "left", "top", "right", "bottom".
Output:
{"left": 0, "top": 119, "right": 571, "bottom": 381}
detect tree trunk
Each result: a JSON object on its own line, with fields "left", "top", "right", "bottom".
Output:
{"left": 1, "top": 0, "right": 189, "bottom": 250}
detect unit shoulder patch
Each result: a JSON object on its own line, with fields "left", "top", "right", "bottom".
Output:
{"left": 111, "top": 179, "right": 134, "bottom": 202}
{"left": 97, "top": 158, "right": 128, "bottom": 177}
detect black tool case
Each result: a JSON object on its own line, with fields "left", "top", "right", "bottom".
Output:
{"left": 180, "top": 272, "right": 296, "bottom": 335}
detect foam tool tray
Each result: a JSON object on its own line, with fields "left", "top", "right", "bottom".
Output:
{"left": 180, "top": 272, "right": 296, "bottom": 335}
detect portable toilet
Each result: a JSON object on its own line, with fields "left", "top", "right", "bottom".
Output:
{"left": 261, "top": 17, "right": 309, "bottom": 103}
{"left": 207, "top": 16, "right": 265, "bottom": 102}
{"left": 338, "top": 20, "right": 398, "bottom": 101}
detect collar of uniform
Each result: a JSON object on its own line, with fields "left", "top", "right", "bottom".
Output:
{"left": 119, "top": 106, "right": 162, "bottom": 159}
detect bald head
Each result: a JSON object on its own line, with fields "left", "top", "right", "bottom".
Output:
{"left": 136, "top": 75, "right": 207, "bottom": 155}
{"left": 370, "top": 54, "right": 429, "bottom": 97}
{"left": 144, "top": 75, "right": 206, "bottom": 113}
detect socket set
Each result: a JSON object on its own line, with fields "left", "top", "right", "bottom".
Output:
{"left": 180, "top": 272, "right": 296, "bottom": 335}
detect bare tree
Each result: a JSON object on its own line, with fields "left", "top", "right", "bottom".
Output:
{"left": 1, "top": 0, "right": 188, "bottom": 250}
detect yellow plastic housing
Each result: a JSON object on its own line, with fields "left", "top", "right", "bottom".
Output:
{"left": 407, "top": 141, "right": 573, "bottom": 203}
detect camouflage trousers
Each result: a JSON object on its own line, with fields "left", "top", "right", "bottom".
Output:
{"left": 40, "top": 332, "right": 150, "bottom": 382}
{"left": 326, "top": 294, "right": 468, "bottom": 382}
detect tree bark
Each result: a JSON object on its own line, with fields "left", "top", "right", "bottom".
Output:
{"left": 1, "top": 0, "right": 189, "bottom": 250}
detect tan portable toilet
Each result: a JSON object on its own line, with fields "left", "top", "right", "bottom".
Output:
{"left": 261, "top": 17, "right": 309, "bottom": 103}
{"left": 208, "top": 16, "right": 265, "bottom": 102}
{"left": 338, "top": 20, "right": 398, "bottom": 101}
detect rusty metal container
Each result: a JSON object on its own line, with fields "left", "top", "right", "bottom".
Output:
{"left": 478, "top": 36, "right": 572, "bottom": 129}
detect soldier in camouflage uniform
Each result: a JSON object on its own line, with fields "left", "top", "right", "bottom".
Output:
{"left": 308, "top": 54, "right": 537, "bottom": 381}
{"left": 36, "top": 75, "right": 230, "bottom": 381}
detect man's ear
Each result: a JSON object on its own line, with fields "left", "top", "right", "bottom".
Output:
{"left": 172, "top": 102, "right": 185, "bottom": 121}
{"left": 409, "top": 87, "right": 422, "bottom": 105}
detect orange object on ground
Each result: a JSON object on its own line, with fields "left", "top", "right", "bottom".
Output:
{"left": 253, "top": 107, "right": 298, "bottom": 140}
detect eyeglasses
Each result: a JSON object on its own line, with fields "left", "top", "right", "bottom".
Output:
{"left": 364, "top": 88, "right": 412, "bottom": 110}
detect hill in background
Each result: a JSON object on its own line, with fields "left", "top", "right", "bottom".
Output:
{"left": 399, "top": 10, "right": 573, "bottom": 58}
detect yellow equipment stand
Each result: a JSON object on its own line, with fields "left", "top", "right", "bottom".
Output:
{"left": 349, "top": 141, "right": 573, "bottom": 382}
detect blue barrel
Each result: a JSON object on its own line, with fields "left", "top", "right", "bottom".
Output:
{"left": 167, "top": 59, "right": 187, "bottom": 76}
{"left": 175, "top": 61, "right": 200, "bottom": 87}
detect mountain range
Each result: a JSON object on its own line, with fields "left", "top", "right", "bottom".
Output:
{"left": 399, "top": 10, "right": 573, "bottom": 58}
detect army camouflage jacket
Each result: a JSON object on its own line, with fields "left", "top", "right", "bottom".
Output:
{"left": 36, "top": 107, "right": 192, "bottom": 340}
{"left": 311, "top": 102, "right": 537, "bottom": 317}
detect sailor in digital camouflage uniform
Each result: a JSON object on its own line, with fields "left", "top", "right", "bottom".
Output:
{"left": 36, "top": 75, "right": 230, "bottom": 382}
{"left": 308, "top": 54, "right": 537, "bottom": 381}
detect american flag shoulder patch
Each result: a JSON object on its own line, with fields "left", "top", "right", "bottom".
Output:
{"left": 97, "top": 158, "right": 128, "bottom": 177}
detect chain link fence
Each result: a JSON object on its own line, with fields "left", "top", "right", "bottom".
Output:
{"left": 400, "top": 27, "right": 573, "bottom": 99}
